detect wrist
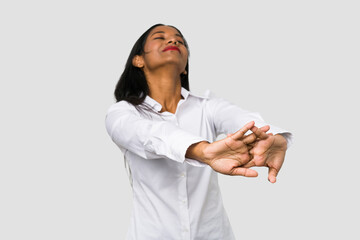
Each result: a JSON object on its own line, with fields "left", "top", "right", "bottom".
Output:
{"left": 274, "top": 134, "right": 287, "bottom": 150}
{"left": 186, "top": 141, "right": 211, "bottom": 165}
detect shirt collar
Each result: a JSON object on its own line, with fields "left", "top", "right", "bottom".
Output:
{"left": 144, "top": 87, "right": 209, "bottom": 112}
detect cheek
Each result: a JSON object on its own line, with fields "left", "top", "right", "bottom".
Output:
{"left": 182, "top": 48, "right": 189, "bottom": 58}
{"left": 143, "top": 41, "right": 158, "bottom": 53}
{"left": 182, "top": 51, "right": 189, "bottom": 63}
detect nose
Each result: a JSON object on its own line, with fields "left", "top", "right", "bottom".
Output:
{"left": 168, "top": 39, "right": 178, "bottom": 45}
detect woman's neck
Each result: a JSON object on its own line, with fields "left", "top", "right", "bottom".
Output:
{"left": 145, "top": 69, "right": 183, "bottom": 114}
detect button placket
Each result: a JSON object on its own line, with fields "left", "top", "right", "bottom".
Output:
{"left": 178, "top": 166, "right": 190, "bottom": 239}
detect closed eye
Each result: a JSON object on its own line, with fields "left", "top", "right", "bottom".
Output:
{"left": 153, "top": 36, "right": 184, "bottom": 45}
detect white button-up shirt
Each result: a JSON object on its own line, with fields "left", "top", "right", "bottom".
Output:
{"left": 105, "top": 87, "right": 292, "bottom": 240}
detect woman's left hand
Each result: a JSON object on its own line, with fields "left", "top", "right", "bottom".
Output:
{"left": 242, "top": 127, "right": 288, "bottom": 183}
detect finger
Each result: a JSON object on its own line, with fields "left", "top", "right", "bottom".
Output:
{"left": 249, "top": 147, "right": 255, "bottom": 156}
{"left": 231, "top": 121, "right": 255, "bottom": 140}
{"left": 268, "top": 167, "right": 278, "bottom": 183}
{"left": 250, "top": 126, "right": 266, "bottom": 139}
{"left": 242, "top": 160, "right": 256, "bottom": 168}
{"left": 247, "top": 144, "right": 254, "bottom": 151}
{"left": 228, "top": 124, "right": 268, "bottom": 142}
{"left": 247, "top": 142, "right": 255, "bottom": 148}
{"left": 259, "top": 125, "right": 270, "bottom": 133}
{"left": 242, "top": 133, "right": 257, "bottom": 145}
{"left": 231, "top": 167, "right": 258, "bottom": 177}
{"left": 250, "top": 125, "right": 270, "bottom": 140}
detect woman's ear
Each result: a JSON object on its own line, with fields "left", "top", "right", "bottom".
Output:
{"left": 132, "top": 55, "right": 144, "bottom": 68}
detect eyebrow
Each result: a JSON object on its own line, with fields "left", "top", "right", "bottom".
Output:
{"left": 150, "top": 31, "right": 183, "bottom": 38}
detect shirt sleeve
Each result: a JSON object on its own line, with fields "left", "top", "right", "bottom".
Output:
{"left": 105, "top": 101, "right": 207, "bottom": 163}
{"left": 206, "top": 96, "right": 293, "bottom": 148}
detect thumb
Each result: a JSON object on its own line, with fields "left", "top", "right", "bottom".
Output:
{"left": 268, "top": 167, "right": 278, "bottom": 183}
{"left": 231, "top": 167, "right": 258, "bottom": 177}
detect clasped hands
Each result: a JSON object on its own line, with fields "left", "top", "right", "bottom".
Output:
{"left": 187, "top": 121, "right": 288, "bottom": 183}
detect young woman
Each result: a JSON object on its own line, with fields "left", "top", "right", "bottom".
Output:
{"left": 105, "top": 23, "right": 292, "bottom": 240}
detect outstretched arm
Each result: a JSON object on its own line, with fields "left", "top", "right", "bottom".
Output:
{"left": 105, "top": 101, "right": 206, "bottom": 163}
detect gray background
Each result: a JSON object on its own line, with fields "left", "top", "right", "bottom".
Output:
{"left": 1, "top": 0, "right": 359, "bottom": 239}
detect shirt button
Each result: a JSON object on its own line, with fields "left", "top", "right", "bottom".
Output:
{"left": 180, "top": 172, "right": 186, "bottom": 177}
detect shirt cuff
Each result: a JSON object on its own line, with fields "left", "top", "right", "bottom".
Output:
{"left": 276, "top": 132, "right": 293, "bottom": 149}
{"left": 184, "top": 158, "right": 208, "bottom": 167}
{"left": 264, "top": 125, "right": 293, "bottom": 149}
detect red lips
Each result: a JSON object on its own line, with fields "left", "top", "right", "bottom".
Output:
{"left": 162, "top": 46, "right": 180, "bottom": 53}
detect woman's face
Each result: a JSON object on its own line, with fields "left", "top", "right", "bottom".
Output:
{"left": 134, "top": 25, "right": 189, "bottom": 74}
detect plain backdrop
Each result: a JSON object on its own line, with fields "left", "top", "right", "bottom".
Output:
{"left": 1, "top": 0, "right": 359, "bottom": 239}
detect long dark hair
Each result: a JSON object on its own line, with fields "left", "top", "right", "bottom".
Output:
{"left": 114, "top": 24, "right": 190, "bottom": 112}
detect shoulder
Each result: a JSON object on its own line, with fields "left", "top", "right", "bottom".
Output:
{"left": 193, "top": 90, "right": 232, "bottom": 109}
{"left": 185, "top": 89, "right": 233, "bottom": 113}
{"left": 186, "top": 89, "right": 228, "bottom": 118}
{"left": 186, "top": 89, "right": 217, "bottom": 104}
{"left": 106, "top": 100, "right": 137, "bottom": 114}
{"left": 105, "top": 101, "right": 141, "bottom": 133}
